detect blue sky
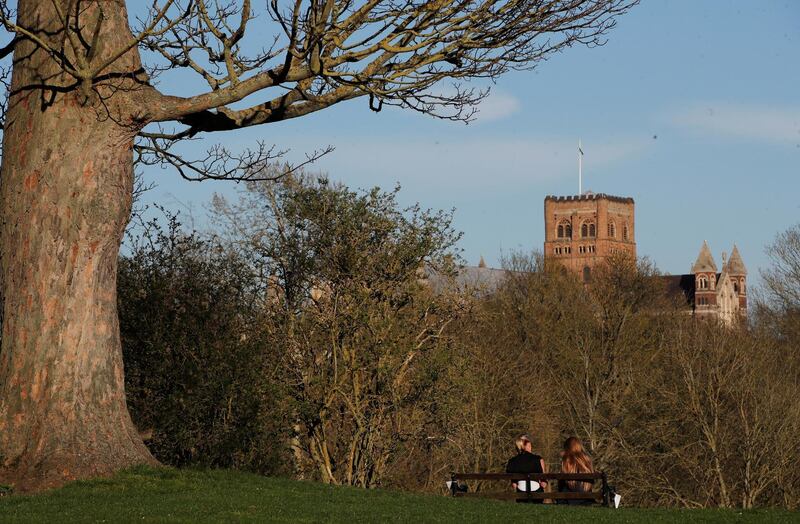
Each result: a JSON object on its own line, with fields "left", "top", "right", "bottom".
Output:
{"left": 139, "top": 0, "right": 800, "bottom": 280}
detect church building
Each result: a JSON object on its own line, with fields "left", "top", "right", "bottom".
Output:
{"left": 666, "top": 241, "right": 747, "bottom": 324}
{"left": 543, "top": 192, "right": 747, "bottom": 323}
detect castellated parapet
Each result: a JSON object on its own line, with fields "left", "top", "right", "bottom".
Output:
{"left": 545, "top": 193, "right": 635, "bottom": 204}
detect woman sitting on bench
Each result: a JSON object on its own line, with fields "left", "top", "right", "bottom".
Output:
{"left": 558, "top": 436, "right": 594, "bottom": 505}
{"left": 505, "top": 433, "right": 547, "bottom": 503}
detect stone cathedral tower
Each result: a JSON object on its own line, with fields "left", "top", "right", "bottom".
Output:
{"left": 543, "top": 193, "right": 636, "bottom": 281}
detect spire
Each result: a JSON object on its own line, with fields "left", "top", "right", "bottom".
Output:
{"left": 478, "top": 255, "right": 487, "bottom": 268}
{"left": 691, "top": 240, "right": 718, "bottom": 273}
{"left": 727, "top": 244, "right": 747, "bottom": 275}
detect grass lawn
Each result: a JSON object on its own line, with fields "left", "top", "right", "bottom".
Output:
{"left": 0, "top": 467, "right": 796, "bottom": 523}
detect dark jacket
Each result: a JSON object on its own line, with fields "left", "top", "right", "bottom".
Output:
{"left": 505, "top": 451, "right": 544, "bottom": 477}
{"left": 505, "top": 451, "right": 544, "bottom": 502}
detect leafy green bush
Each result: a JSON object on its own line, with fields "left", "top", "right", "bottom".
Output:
{"left": 118, "top": 211, "right": 290, "bottom": 474}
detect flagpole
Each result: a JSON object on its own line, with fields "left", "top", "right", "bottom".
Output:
{"left": 578, "top": 140, "right": 583, "bottom": 195}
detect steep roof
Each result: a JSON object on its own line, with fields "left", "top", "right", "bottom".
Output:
{"left": 727, "top": 244, "right": 747, "bottom": 275}
{"left": 691, "top": 241, "right": 718, "bottom": 273}
{"left": 423, "top": 265, "right": 508, "bottom": 295}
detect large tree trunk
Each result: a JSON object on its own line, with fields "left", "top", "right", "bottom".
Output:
{"left": 0, "top": 1, "right": 156, "bottom": 492}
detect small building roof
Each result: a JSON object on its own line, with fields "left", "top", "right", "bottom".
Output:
{"left": 423, "top": 265, "right": 508, "bottom": 295}
{"left": 691, "top": 241, "right": 718, "bottom": 273}
{"left": 660, "top": 274, "right": 696, "bottom": 307}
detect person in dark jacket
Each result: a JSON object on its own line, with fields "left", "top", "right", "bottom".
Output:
{"left": 505, "top": 433, "right": 547, "bottom": 502}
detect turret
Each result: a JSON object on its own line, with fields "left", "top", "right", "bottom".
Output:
{"left": 691, "top": 241, "right": 718, "bottom": 311}
{"left": 726, "top": 244, "right": 747, "bottom": 310}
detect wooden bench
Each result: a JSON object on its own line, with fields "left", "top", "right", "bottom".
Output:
{"left": 449, "top": 472, "right": 610, "bottom": 505}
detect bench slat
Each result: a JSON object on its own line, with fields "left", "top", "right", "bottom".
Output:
{"left": 454, "top": 491, "right": 602, "bottom": 501}
{"left": 453, "top": 472, "right": 603, "bottom": 481}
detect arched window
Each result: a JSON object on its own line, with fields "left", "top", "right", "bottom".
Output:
{"left": 710, "top": 274, "right": 716, "bottom": 290}
{"left": 740, "top": 280, "right": 746, "bottom": 294}
{"left": 733, "top": 282, "right": 739, "bottom": 293}
{"left": 698, "top": 276, "right": 708, "bottom": 290}
{"left": 583, "top": 266, "right": 591, "bottom": 283}
{"left": 581, "top": 223, "right": 588, "bottom": 238}
{"left": 608, "top": 222, "right": 616, "bottom": 238}
{"left": 557, "top": 220, "right": 572, "bottom": 239}
{"left": 623, "top": 224, "right": 629, "bottom": 241}
{"left": 589, "top": 223, "right": 596, "bottom": 237}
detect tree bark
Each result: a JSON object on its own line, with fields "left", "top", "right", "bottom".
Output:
{"left": 0, "top": 1, "right": 157, "bottom": 492}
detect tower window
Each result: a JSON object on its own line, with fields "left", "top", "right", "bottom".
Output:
{"left": 581, "top": 221, "right": 596, "bottom": 238}
{"left": 557, "top": 220, "right": 572, "bottom": 239}
{"left": 623, "top": 224, "right": 629, "bottom": 241}
{"left": 608, "top": 222, "right": 616, "bottom": 238}
{"left": 733, "top": 282, "right": 739, "bottom": 293}
{"left": 698, "top": 276, "right": 708, "bottom": 290}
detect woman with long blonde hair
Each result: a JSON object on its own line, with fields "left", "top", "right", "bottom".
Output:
{"left": 559, "top": 437, "right": 594, "bottom": 504}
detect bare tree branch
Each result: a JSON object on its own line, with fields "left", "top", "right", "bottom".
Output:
{"left": 0, "top": 0, "right": 636, "bottom": 182}
{"left": 135, "top": 130, "right": 334, "bottom": 181}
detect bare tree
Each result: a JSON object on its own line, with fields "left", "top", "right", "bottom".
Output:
{"left": 758, "top": 225, "right": 800, "bottom": 346}
{"left": 613, "top": 321, "right": 800, "bottom": 509}
{"left": 761, "top": 225, "right": 800, "bottom": 309}
{"left": 0, "top": 0, "right": 636, "bottom": 491}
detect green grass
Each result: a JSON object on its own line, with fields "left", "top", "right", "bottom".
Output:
{"left": 0, "top": 467, "right": 796, "bottom": 523}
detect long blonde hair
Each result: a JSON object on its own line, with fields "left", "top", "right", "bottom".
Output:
{"left": 560, "top": 437, "right": 593, "bottom": 489}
